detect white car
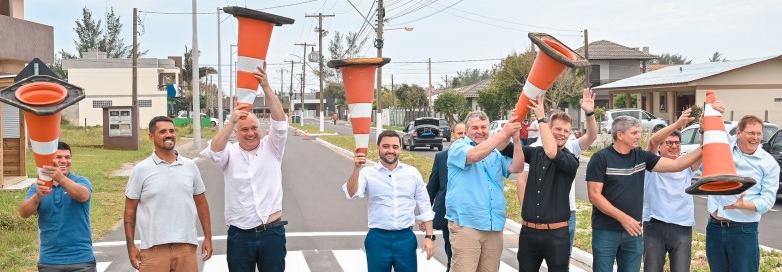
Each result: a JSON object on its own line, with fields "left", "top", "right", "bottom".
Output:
{"left": 488, "top": 120, "right": 508, "bottom": 138}
{"left": 679, "top": 121, "right": 779, "bottom": 155}
{"left": 600, "top": 108, "right": 668, "bottom": 134}
{"left": 177, "top": 112, "right": 219, "bottom": 127}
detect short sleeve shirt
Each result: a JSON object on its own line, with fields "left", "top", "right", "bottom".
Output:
{"left": 126, "top": 152, "right": 206, "bottom": 249}
{"left": 586, "top": 146, "right": 660, "bottom": 231}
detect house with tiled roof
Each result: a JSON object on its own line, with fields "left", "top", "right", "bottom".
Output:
{"left": 431, "top": 79, "right": 490, "bottom": 113}
{"left": 575, "top": 40, "right": 657, "bottom": 108}
{"left": 594, "top": 55, "right": 782, "bottom": 125}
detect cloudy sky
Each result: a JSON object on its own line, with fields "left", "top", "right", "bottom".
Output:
{"left": 24, "top": 0, "right": 782, "bottom": 94}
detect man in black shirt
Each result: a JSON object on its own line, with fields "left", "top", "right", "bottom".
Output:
{"left": 586, "top": 115, "right": 703, "bottom": 272}
{"left": 513, "top": 97, "right": 580, "bottom": 272}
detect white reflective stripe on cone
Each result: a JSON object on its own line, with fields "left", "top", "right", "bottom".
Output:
{"left": 354, "top": 134, "right": 370, "bottom": 149}
{"left": 348, "top": 103, "right": 373, "bottom": 118}
{"left": 522, "top": 79, "right": 546, "bottom": 100}
{"left": 30, "top": 138, "right": 59, "bottom": 155}
{"left": 36, "top": 168, "right": 53, "bottom": 181}
{"left": 237, "top": 56, "right": 265, "bottom": 73}
{"left": 236, "top": 88, "right": 257, "bottom": 104}
{"left": 703, "top": 103, "right": 722, "bottom": 117}
{"left": 703, "top": 130, "right": 730, "bottom": 145}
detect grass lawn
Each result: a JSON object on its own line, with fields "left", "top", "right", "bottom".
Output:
{"left": 318, "top": 135, "right": 435, "bottom": 181}
{"left": 0, "top": 125, "right": 157, "bottom": 272}
{"left": 290, "top": 123, "right": 336, "bottom": 134}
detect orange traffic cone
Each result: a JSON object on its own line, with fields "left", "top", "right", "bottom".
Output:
{"left": 511, "top": 33, "right": 590, "bottom": 122}
{"left": 223, "top": 7, "right": 294, "bottom": 119}
{"left": 686, "top": 90, "right": 756, "bottom": 195}
{"left": 327, "top": 58, "right": 391, "bottom": 161}
{"left": 303, "top": 133, "right": 310, "bottom": 140}
{"left": 0, "top": 60, "right": 85, "bottom": 193}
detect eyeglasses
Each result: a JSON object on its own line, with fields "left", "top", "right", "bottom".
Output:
{"left": 663, "top": 141, "right": 681, "bottom": 146}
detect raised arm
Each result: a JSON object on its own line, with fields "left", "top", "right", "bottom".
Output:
{"left": 653, "top": 146, "right": 703, "bottom": 172}
{"left": 578, "top": 89, "right": 598, "bottom": 150}
{"left": 466, "top": 116, "right": 521, "bottom": 164}
{"left": 19, "top": 182, "right": 47, "bottom": 218}
{"left": 254, "top": 67, "right": 285, "bottom": 121}
{"left": 528, "top": 96, "right": 557, "bottom": 159}
{"left": 210, "top": 108, "right": 247, "bottom": 152}
{"left": 345, "top": 153, "right": 366, "bottom": 198}
{"left": 648, "top": 108, "right": 694, "bottom": 153}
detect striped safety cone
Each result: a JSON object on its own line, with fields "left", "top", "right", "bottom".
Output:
{"left": 511, "top": 33, "right": 589, "bottom": 122}
{"left": 0, "top": 59, "right": 85, "bottom": 193}
{"left": 686, "top": 90, "right": 756, "bottom": 195}
{"left": 327, "top": 58, "right": 391, "bottom": 161}
{"left": 223, "top": 6, "right": 294, "bottom": 119}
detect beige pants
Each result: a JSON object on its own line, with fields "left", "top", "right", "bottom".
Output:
{"left": 139, "top": 243, "right": 198, "bottom": 272}
{"left": 448, "top": 221, "right": 504, "bottom": 272}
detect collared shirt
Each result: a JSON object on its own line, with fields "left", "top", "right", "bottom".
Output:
{"left": 342, "top": 162, "right": 435, "bottom": 230}
{"left": 27, "top": 172, "right": 94, "bottom": 265}
{"left": 204, "top": 118, "right": 288, "bottom": 229}
{"left": 643, "top": 166, "right": 696, "bottom": 226}
{"left": 521, "top": 146, "right": 579, "bottom": 224}
{"left": 445, "top": 136, "right": 512, "bottom": 231}
{"left": 708, "top": 135, "right": 780, "bottom": 222}
{"left": 126, "top": 152, "right": 206, "bottom": 249}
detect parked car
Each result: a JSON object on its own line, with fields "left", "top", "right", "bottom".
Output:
{"left": 437, "top": 118, "right": 452, "bottom": 142}
{"left": 761, "top": 130, "right": 782, "bottom": 192}
{"left": 489, "top": 120, "right": 508, "bottom": 138}
{"left": 600, "top": 108, "right": 668, "bottom": 133}
{"left": 401, "top": 118, "right": 443, "bottom": 151}
{"left": 177, "top": 112, "right": 219, "bottom": 127}
{"left": 679, "top": 121, "right": 779, "bottom": 155}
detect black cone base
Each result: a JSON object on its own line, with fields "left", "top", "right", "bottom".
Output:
{"left": 0, "top": 75, "right": 85, "bottom": 116}
{"left": 686, "top": 175, "right": 757, "bottom": 195}
{"left": 327, "top": 58, "right": 391, "bottom": 69}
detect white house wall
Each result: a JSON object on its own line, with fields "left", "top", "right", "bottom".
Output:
{"left": 68, "top": 68, "right": 168, "bottom": 127}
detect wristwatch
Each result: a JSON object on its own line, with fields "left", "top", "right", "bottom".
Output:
{"left": 425, "top": 234, "right": 436, "bottom": 241}
{"left": 537, "top": 117, "right": 548, "bottom": 124}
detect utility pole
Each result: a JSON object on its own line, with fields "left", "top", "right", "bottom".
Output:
{"left": 582, "top": 29, "right": 589, "bottom": 131}
{"left": 428, "top": 58, "right": 432, "bottom": 116}
{"left": 216, "top": 7, "right": 224, "bottom": 128}
{"left": 190, "top": 0, "right": 201, "bottom": 150}
{"left": 288, "top": 60, "right": 296, "bottom": 119}
{"left": 280, "top": 69, "right": 285, "bottom": 103}
{"left": 306, "top": 13, "right": 334, "bottom": 132}
{"left": 229, "top": 44, "right": 236, "bottom": 114}
{"left": 132, "top": 8, "right": 138, "bottom": 107}
{"left": 294, "top": 43, "right": 315, "bottom": 125}
{"left": 375, "top": 0, "right": 385, "bottom": 136}
{"left": 391, "top": 74, "right": 395, "bottom": 108}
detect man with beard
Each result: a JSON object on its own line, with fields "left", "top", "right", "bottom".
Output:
{"left": 706, "top": 114, "right": 779, "bottom": 272}
{"left": 124, "top": 116, "right": 213, "bottom": 271}
{"left": 204, "top": 66, "right": 289, "bottom": 271}
{"left": 511, "top": 96, "right": 580, "bottom": 272}
{"left": 642, "top": 108, "right": 700, "bottom": 272}
{"left": 344, "top": 130, "right": 436, "bottom": 271}
{"left": 587, "top": 116, "right": 703, "bottom": 272}
{"left": 446, "top": 111, "right": 525, "bottom": 272}
{"left": 19, "top": 141, "right": 96, "bottom": 272}
{"left": 423, "top": 122, "right": 466, "bottom": 271}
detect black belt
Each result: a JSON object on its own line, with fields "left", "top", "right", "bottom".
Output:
{"left": 709, "top": 216, "right": 748, "bottom": 227}
{"left": 235, "top": 218, "right": 288, "bottom": 232}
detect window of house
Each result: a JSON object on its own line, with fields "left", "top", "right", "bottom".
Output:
{"left": 589, "top": 65, "right": 600, "bottom": 83}
{"left": 139, "top": 100, "right": 152, "bottom": 107}
{"left": 92, "top": 100, "right": 112, "bottom": 108}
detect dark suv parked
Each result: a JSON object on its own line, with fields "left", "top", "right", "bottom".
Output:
{"left": 762, "top": 130, "right": 782, "bottom": 193}
{"left": 401, "top": 117, "right": 444, "bottom": 151}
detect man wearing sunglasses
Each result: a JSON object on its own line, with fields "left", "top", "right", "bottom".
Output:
{"left": 641, "top": 108, "right": 702, "bottom": 272}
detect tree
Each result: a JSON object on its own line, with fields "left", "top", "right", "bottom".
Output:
{"left": 72, "top": 7, "right": 103, "bottom": 58}
{"left": 613, "top": 93, "right": 638, "bottom": 108}
{"left": 99, "top": 7, "right": 131, "bottom": 58}
{"left": 547, "top": 68, "right": 587, "bottom": 109}
{"left": 394, "top": 84, "right": 427, "bottom": 110}
{"left": 433, "top": 91, "right": 468, "bottom": 126}
{"left": 651, "top": 53, "right": 692, "bottom": 65}
{"left": 60, "top": 6, "right": 146, "bottom": 59}
{"left": 476, "top": 88, "right": 504, "bottom": 121}
{"left": 485, "top": 50, "right": 535, "bottom": 119}
{"left": 450, "top": 68, "right": 492, "bottom": 88}
{"left": 708, "top": 52, "right": 727, "bottom": 62}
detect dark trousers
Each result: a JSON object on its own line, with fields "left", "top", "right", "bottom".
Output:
{"left": 706, "top": 217, "right": 759, "bottom": 272}
{"left": 517, "top": 226, "right": 570, "bottom": 272}
{"left": 227, "top": 225, "right": 287, "bottom": 272}
{"left": 643, "top": 218, "right": 692, "bottom": 272}
{"left": 38, "top": 261, "right": 96, "bottom": 272}
{"left": 443, "top": 226, "right": 452, "bottom": 271}
{"left": 365, "top": 228, "right": 417, "bottom": 272}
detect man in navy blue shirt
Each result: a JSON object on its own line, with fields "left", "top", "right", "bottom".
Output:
{"left": 19, "top": 142, "right": 95, "bottom": 271}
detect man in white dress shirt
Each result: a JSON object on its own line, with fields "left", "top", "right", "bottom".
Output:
{"left": 344, "top": 130, "right": 436, "bottom": 272}
{"left": 204, "top": 67, "right": 288, "bottom": 272}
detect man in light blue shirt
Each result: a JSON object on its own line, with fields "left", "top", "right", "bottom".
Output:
{"left": 642, "top": 108, "right": 699, "bottom": 272}
{"left": 344, "top": 130, "right": 435, "bottom": 271}
{"left": 445, "top": 111, "right": 525, "bottom": 272}
{"left": 706, "top": 115, "right": 780, "bottom": 272}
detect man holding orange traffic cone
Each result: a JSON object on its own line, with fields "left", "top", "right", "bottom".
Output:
{"left": 705, "top": 110, "right": 779, "bottom": 272}
{"left": 586, "top": 115, "right": 704, "bottom": 272}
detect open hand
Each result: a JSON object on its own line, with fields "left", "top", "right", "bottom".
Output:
{"left": 580, "top": 89, "right": 595, "bottom": 113}
{"left": 527, "top": 95, "right": 546, "bottom": 120}
{"left": 724, "top": 193, "right": 756, "bottom": 211}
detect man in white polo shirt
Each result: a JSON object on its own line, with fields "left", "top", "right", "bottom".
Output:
{"left": 124, "top": 116, "right": 213, "bottom": 271}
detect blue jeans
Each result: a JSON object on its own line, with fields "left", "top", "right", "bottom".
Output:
{"left": 706, "top": 218, "right": 759, "bottom": 272}
{"left": 226, "top": 225, "right": 287, "bottom": 272}
{"left": 592, "top": 229, "right": 643, "bottom": 272}
{"left": 568, "top": 210, "right": 576, "bottom": 256}
{"left": 443, "top": 226, "right": 452, "bottom": 272}
{"left": 365, "top": 228, "right": 417, "bottom": 272}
